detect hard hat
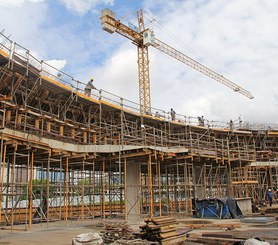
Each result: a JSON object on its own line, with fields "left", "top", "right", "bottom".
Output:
{"left": 90, "top": 77, "right": 94, "bottom": 81}
{"left": 268, "top": 188, "right": 271, "bottom": 191}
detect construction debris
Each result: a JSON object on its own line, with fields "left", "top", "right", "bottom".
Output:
{"left": 100, "top": 222, "right": 137, "bottom": 244}
{"left": 139, "top": 216, "right": 190, "bottom": 244}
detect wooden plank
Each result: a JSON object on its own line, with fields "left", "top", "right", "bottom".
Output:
{"left": 160, "top": 231, "right": 178, "bottom": 239}
{"left": 187, "top": 235, "right": 242, "bottom": 244}
{"left": 232, "top": 180, "right": 258, "bottom": 184}
{"left": 0, "top": 95, "right": 12, "bottom": 101}
{"left": 161, "top": 234, "right": 187, "bottom": 245}
{"left": 160, "top": 228, "right": 177, "bottom": 233}
{"left": 185, "top": 223, "right": 241, "bottom": 229}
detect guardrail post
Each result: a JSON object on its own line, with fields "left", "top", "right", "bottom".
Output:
{"left": 99, "top": 89, "right": 102, "bottom": 100}
{"left": 76, "top": 79, "right": 80, "bottom": 92}
{"left": 25, "top": 50, "right": 29, "bottom": 77}
{"left": 8, "top": 42, "right": 15, "bottom": 69}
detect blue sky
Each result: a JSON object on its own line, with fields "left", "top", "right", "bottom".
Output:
{"left": 1, "top": 0, "right": 278, "bottom": 125}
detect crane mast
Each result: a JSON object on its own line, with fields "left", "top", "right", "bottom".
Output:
{"left": 100, "top": 9, "right": 253, "bottom": 114}
{"left": 137, "top": 10, "right": 152, "bottom": 113}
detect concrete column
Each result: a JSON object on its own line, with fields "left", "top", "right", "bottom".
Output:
{"left": 126, "top": 161, "right": 140, "bottom": 220}
{"left": 194, "top": 165, "right": 204, "bottom": 199}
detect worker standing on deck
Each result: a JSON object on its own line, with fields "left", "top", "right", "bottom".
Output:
{"left": 84, "top": 77, "right": 96, "bottom": 96}
{"left": 229, "top": 119, "right": 234, "bottom": 130}
{"left": 198, "top": 116, "right": 205, "bottom": 126}
{"left": 170, "top": 108, "right": 176, "bottom": 121}
{"left": 267, "top": 188, "right": 273, "bottom": 207}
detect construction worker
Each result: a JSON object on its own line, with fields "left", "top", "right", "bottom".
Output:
{"left": 238, "top": 116, "right": 242, "bottom": 128}
{"left": 198, "top": 116, "right": 205, "bottom": 126}
{"left": 155, "top": 111, "right": 161, "bottom": 118}
{"left": 170, "top": 108, "right": 176, "bottom": 121}
{"left": 229, "top": 119, "right": 234, "bottom": 130}
{"left": 267, "top": 188, "right": 273, "bottom": 207}
{"left": 84, "top": 77, "right": 96, "bottom": 96}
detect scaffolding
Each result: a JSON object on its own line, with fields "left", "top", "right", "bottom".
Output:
{"left": 0, "top": 32, "right": 278, "bottom": 228}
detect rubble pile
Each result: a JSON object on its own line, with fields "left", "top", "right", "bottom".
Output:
{"left": 100, "top": 222, "right": 136, "bottom": 244}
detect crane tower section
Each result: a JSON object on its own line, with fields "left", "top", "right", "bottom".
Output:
{"left": 101, "top": 8, "right": 153, "bottom": 113}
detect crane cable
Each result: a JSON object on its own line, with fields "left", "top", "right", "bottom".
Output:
{"left": 143, "top": 10, "right": 220, "bottom": 74}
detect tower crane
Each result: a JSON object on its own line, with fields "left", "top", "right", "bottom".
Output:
{"left": 100, "top": 9, "right": 253, "bottom": 114}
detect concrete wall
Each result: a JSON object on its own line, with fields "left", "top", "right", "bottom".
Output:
{"left": 236, "top": 198, "right": 252, "bottom": 215}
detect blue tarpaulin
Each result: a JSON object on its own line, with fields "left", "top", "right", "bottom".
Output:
{"left": 195, "top": 198, "right": 243, "bottom": 219}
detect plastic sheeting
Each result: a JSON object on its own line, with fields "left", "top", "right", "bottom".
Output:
{"left": 244, "top": 238, "right": 270, "bottom": 245}
{"left": 195, "top": 198, "right": 243, "bottom": 219}
{"left": 72, "top": 233, "right": 103, "bottom": 245}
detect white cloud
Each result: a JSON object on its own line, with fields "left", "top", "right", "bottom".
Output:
{"left": 0, "top": 0, "right": 24, "bottom": 7}
{"left": 133, "top": 0, "right": 278, "bottom": 123}
{"left": 0, "top": 0, "right": 44, "bottom": 7}
{"left": 44, "top": 59, "right": 67, "bottom": 71}
{"left": 39, "top": 59, "right": 67, "bottom": 80}
{"left": 92, "top": 0, "right": 278, "bottom": 124}
{"left": 94, "top": 45, "right": 138, "bottom": 102}
{"left": 59, "top": 0, "right": 114, "bottom": 15}
{"left": 0, "top": 1, "right": 47, "bottom": 45}
{"left": 1, "top": 0, "right": 278, "bottom": 124}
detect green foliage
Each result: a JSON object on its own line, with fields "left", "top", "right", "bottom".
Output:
{"left": 76, "top": 178, "right": 95, "bottom": 196}
{"left": 19, "top": 179, "right": 55, "bottom": 201}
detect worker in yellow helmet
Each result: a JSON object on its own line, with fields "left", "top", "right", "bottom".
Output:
{"left": 84, "top": 77, "right": 96, "bottom": 96}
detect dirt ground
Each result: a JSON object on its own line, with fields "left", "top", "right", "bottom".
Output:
{"left": 0, "top": 216, "right": 277, "bottom": 245}
{"left": 0, "top": 220, "right": 103, "bottom": 245}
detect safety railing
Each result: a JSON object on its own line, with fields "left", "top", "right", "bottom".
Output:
{"left": 1, "top": 32, "right": 277, "bottom": 131}
{"left": 0, "top": 32, "right": 12, "bottom": 55}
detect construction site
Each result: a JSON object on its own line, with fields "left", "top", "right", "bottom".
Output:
{"left": 0, "top": 8, "right": 277, "bottom": 245}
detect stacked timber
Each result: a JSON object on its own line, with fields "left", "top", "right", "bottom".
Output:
{"left": 140, "top": 216, "right": 186, "bottom": 243}
{"left": 100, "top": 222, "right": 136, "bottom": 244}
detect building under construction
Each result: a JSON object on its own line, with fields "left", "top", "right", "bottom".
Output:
{"left": 0, "top": 23, "right": 278, "bottom": 230}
